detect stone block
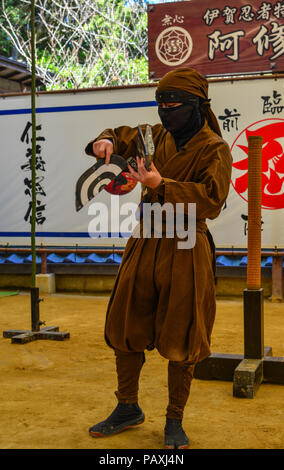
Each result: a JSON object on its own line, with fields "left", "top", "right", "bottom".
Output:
{"left": 36, "top": 273, "right": 56, "bottom": 294}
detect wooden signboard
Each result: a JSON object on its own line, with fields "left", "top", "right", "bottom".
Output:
{"left": 148, "top": 0, "right": 284, "bottom": 78}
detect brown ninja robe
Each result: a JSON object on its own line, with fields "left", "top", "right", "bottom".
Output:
{"left": 86, "top": 119, "right": 232, "bottom": 364}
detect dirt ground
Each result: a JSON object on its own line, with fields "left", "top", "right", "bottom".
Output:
{"left": 0, "top": 292, "right": 283, "bottom": 450}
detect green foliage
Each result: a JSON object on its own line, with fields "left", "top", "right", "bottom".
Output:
{"left": 0, "top": 0, "right": 28, "bottom": 56}
{"left": 0, "top": 0, "right": 149, "bottom": 88}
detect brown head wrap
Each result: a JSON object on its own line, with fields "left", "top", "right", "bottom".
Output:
{"left": 156, "top": 67, "right": 222, "bottom": 138}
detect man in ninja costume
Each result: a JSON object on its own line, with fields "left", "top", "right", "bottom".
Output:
{"left": 85, "top": 68, "right": 232, "bottom": 449}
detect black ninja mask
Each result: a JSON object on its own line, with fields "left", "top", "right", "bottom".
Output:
{"left": 156, "top": 89, "right": 204, "bottom": 149}
{"left": 158, "top": 103, "right": 195, "bottom": 135}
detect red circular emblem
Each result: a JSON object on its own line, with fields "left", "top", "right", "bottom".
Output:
{"left": 231, "top": 118, "right": 284, "bottom": 210}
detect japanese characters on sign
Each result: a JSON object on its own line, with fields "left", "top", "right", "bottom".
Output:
{"left": 241, "top": 213, "right": 264, "bottom": 236}
{"left": 261, "top": 89, "right": 284, "bottom": 113}
{"left": 148, "top": 1, "right": 284, "bottom": 77}
{"left": 20, "top": 122, "right": 47, "bottom": 226}
{"left": 218, "top": 107, "right": 241, "bottom": 131}
{"left": 204, "top": 4, "right": 284, "bottom": 63}
{"left": 203, "top": 3, "right": 284, "bottom": 25}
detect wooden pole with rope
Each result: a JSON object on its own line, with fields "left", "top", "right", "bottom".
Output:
{"left": 194, "top": 136, "right": 284, "bottom": 394}
{"left": 233, "top": 136, "right": 265, "bottom": 398}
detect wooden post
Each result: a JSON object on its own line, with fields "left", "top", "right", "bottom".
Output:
{"left": 194, "top": 143, "right": 284, "bottom": 390}
{"left": 31, "top": 287, "right": 40, "bottom": 332}
{"left": 2, "top": 0, "right": 69, "bottom": 344}
{"left": 41, "top": 251, "right": 47, "bottom": 274}
{"left": 271, "top": 255, "right": 283, "bottom": 302}
{"left": 243, "top": 288, "right": 264, "bottom": 359}
{"left": 233, "top": 136, "right": 264, "bottom": 398}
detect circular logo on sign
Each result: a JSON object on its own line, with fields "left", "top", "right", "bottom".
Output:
{"left": 155, "top": 26, "right": 193, "bottom": 66}
{"left": 231, "top": 118, "right": 284, "bottom": 210}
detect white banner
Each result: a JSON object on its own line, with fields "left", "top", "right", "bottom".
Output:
{"left": 0, "top": 77, "right": 283, "bottom": 248}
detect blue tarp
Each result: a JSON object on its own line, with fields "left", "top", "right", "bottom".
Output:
{"left": 23, "top": 254, "right": 41, "bottom": 264}
{"left": 6, "top": 254, "right": 25, "bottom": 264}
{"left": 47, "top": 253, "right": 65, "bottom": 263}
{"left": 0, "top": 252, "right": 282, "bottom": 267}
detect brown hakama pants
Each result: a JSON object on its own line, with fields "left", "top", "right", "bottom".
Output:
{"left": 114, "top": 349, "right": 195, "bottom": 420}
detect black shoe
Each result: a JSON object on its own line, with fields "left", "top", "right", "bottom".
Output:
{"left": 164, "top": 417, "right": 190, "bottom": 449}
{"left": 89, "top": 402, "right": 145, "bottom": 437}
